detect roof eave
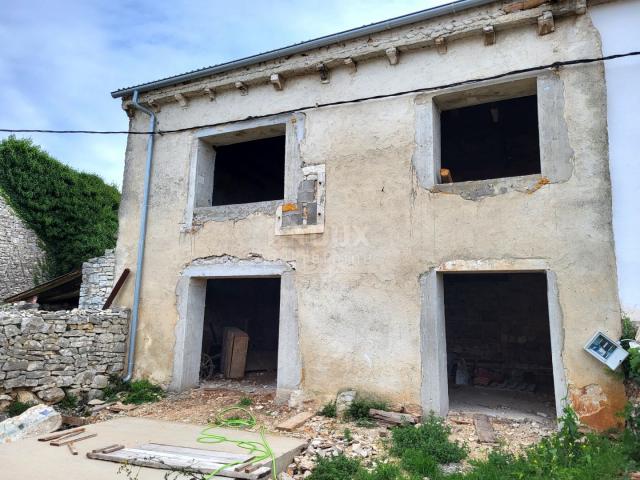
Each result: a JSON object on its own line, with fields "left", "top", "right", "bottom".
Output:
{"left": 111, "top": 0, "right": 497, "bottom": 99}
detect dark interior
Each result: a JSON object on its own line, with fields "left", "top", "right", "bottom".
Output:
{"left": 440, "top": 95, "right": 541, "bottom": 182}
{"left": 444, "top": 272, "right": 554, "bottom": 395}
{"left": 211, "top": 135, "right": 285, "bottom": 206}
{"left": 200, "top": 278, "right": 280, "bottom": 379}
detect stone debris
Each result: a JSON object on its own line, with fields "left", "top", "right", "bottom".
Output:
{"left": 0, "top": 404, "right": 62, "bottom": 444}
{"left": 335, "top": 390, "right": 356, "bottom": 418}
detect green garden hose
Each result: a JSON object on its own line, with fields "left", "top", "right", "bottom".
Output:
{"left": 197, "top": 407, "right": 278, "bottom": 480}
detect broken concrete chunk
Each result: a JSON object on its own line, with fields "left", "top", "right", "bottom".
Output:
{"left": 335, "top": 390, "right": 356, "bottom": 418}
{"left": 15, "top": 390, "right": 40, "bottom": 405}
{"left": 0, "top": 404, "right": 62, "bottom": 444}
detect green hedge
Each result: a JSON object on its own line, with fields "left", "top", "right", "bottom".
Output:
{"left": 0, "top": 136, "right": 120, "bottom": 279}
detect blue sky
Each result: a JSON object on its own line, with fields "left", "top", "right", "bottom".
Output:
{"left": 0, "top": 0, "right": 446, "bottom": 188}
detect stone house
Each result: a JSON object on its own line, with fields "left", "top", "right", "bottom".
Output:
{"left": 110, "top": 0, "right": 637, "bottom": 430}
{"left": 0, "top": 195, "right": 45, "bottom": 300}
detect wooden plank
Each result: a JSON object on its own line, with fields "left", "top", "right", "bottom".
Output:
{"left": 87, "top": 448, "right": 271, "bottom": 479}
{"left": 221, "top": 327, "right": 249, "bottom": 379}
{"left": 67, "top": 443, "right": 78, "bottom": 455}
{"left": 139, "top": 443, "right": 252, "bottom": 463}
{"left": 276, "top": 411, "right": 315, "bottom": 431}
{"left": 369, "top": 409, "right": 418, "bottom": 425}
{"left": 51, "top": 433, "right": 97, "bottom": 446}
{"left": 473, "top": 414, "right": 497, "bottom": 443}
{"left": 92, "top": 444, "right": 124, "bottom": 454}
{"left": 102, "top": 268, "right": 130, "bottom": 309}
{"left": 38, "top": 427, "right": 85, "bottom": 442}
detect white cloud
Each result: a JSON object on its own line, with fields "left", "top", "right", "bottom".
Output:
{"left": 1, "top": 0, "right": 445, "bottom": 188}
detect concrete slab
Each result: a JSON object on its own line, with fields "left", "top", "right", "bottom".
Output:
{"left": 0, "top": 416, "right": 307, "bottom": 479}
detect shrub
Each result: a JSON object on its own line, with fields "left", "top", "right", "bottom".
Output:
{"left": 237, "top": 396, "right": 252, "bottom": 407}
{"left": 318, "top": 401, "right": 337, "bottom": 418}
{"left": 0, "top": 136, "right": 120, "bottom": 278}
{"left": 58, "top": 391, "right": 79, "bottom": 411}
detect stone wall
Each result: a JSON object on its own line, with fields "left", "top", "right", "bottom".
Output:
{"left": 0, "top": 195, "right": 46, "bottom": 300}
{"left": 0, "top": 303, "right": 129, "bottom": 403}
{"left": 79, "top": 249, "right": 115, "bottom": 310}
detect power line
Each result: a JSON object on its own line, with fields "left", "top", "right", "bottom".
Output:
{"left": 1, "top": 50, "right": 638, "bottom": 136}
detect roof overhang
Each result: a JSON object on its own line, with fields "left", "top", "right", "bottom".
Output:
{"left": 111, "top": 0, "right": 497, "bottom": 99}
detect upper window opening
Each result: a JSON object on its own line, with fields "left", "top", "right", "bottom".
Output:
{"left": 440, "top": 95, "right": 540, "bottom": 183}
{"left": 211, "top": 135, "right": 285, "bottom": 206}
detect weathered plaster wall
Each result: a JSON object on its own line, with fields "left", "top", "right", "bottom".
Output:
{"left": 0, "top": 303, "right": 128, "bottom": 403}
{"left": 591, "top": 0, "right": 640, "bottom": 324}
{"left": 113, "top": 6, "right": 625, "bottom": 429}
{"left": 79, "top": 249, "right": 115, "bottom": 310}
{"left": 0, "top": 195, "right": 45, "bottom": 300}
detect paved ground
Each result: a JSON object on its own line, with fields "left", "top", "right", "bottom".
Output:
{"left": 0, "top": 416, "right": 306, "bottom": 479}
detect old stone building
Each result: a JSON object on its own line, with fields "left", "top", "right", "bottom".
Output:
{"left": 111, "top": 0, "right": 634, "bottom": 430}
{"left": 0, "top": 195, "right": 45, "bottom": 300}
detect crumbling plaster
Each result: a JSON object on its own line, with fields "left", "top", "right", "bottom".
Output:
{"left": 113, "top": 9, "right": 625, "bottom": 428}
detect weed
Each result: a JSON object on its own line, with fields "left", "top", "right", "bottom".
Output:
{"left": 6, "top": 400, "right": 33, "bottom": 417}
{"left": 237, "top": 396, "right": 253, "bottom": 407}
{"left": 343, "top": 428, "right": 353, "bottom": 443}
{"left": 308, "top": 453, "right": 362, "bottom": 480}
{"left": 318, "top": 401, "right": 337, "bottom": 418}
{"left": 355, "top": 463, "right": 405, "bottom": 480}
{"left": 103, "top": 375, "right": 164, "bottom": 405}
{"left": 622, "top": 314, "right": 638, "bottom": 341}
{"left": 355, "top": 418, "right": 377, "bottom": 428}
{"left": 346, "top": 398, "right": 388, "bottom": 421}
{"left": 390, "top": 413, "right": 467, "bottom": 466}
{"left": 58, "top": 391, "right": 78, "bottom": 411}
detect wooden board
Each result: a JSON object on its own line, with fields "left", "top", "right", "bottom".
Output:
{"left": 221, "top": 327, "right": 249, "bottom": 379}
{"left": 87, "top": 445, "right": 270, "bottom": 479}
{"left": 369, "top": 409, "right": 418, "bottom": 425}
{"left": 51, "top": 433, "right": 97, "bottom": 446}
{"left": 276, "top": 411, "right": 315, "bottom": 431}
{"left": 473, "top": 414, "right": 497, "bottom": 443}
{"left": 38, "top": 427, "right": 85, "bottom": 442}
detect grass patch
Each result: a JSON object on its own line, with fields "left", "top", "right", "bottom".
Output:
{"left": 346, "top": 398, "right": 388, "bottom": 421}
{"left": 103, "top": 375, "right": 164, "bottom": 405}
{"left": 390, "top": 413, "right": 467, "bottom": 466}
{"left": 307, "top": 454, "right": 362, "bottom": 480}
{"left": 237, "top": 396, "right": 253, "bottom": 407}
{"left": 5, "top": 400, "right": 34, "bottom": 417}
{"left": 318, "top": 401, "right": 337, "bottom": 418}
{"left": 343, "top": 428, "right": 353, "bottom": 443}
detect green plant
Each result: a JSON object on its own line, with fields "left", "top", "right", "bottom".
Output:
{"left": 237, "top": 396, "right": 252, "bottom": 407}
{"left": 308, "top": 453, "right": 363, "bottom": 480}
{"left": 5, "top": 400, "right": 34, "bottom": 417}
{"left": 354, "top": 463, "right": 404, "bottom": 480}
{"left": 343, "top": 428, "right": 353, "bottom": 443}
{"left": 103, "top": 375, "right": 165, "bottom": 405}
{"left": 0, "top": 136, "right": 120, "bottom": 278}
{"left": 58, "top": 391, "right": 79, "bottom": 411}
{"left": 318, "top": 400, "right": 337, "bottom": 418}
{"left": 346, "top": 398, "right": 388, "bottom": 421}
{"left": 390, "top": 413, "right": 467, "bottom": 467}
{"left": 622, "top": 315, "right": 638, "bottom": 342}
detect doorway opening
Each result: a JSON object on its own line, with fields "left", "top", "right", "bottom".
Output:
{"left": 200, "top": 277, "right": 281, "bottom": 389}
{"left": 444, "top": 272, "right": 556, "bottom": 419}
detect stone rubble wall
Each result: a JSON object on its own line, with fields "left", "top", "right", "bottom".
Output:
{"left": 79, "top": 249, "right": 115, "bottom": 310}
{"left": 0, "top": 195, "right": 46, "bottom": 300}
{"left": 0, "top": 303, "right": 129, "bottom": 403}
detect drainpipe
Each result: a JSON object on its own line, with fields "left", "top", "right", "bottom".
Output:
{"left": 123, "top": 90, "right": 156, "bottom": 382}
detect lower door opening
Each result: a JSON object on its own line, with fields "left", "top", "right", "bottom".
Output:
{"left": 200, "top": 277, "right": 280, "bottom": 390}
{"left": 444, "top": 272, "right": 556, "bottom": 420}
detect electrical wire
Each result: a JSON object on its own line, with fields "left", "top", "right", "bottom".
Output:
{"left": 197, "top": 406, "right": 278, "bottom": 480}
{"left": 1, "top": 50, "right": 639, "bottom": 137}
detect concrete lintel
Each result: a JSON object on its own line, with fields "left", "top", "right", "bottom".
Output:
{"left": 183, "top": 257, "right": 293, "bottom": 279}
{"left": 193, "top": 200, "right": 281, "bottom": 223}
{"left": 195, "top": 113, "right": 290, "bottom": 141}
{"left": 437, "top": 258, "right": 549, "bottom": 272}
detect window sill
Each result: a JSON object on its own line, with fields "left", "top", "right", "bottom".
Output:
{"left": 431, "top": 174, "right": 544, "bottom": 200}
{"left": 193, "top": 200, "right": 282, "bottom": 223}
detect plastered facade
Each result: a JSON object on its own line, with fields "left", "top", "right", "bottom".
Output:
{"left": 113, "top": 1, "right": 625, "bottom": 429}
